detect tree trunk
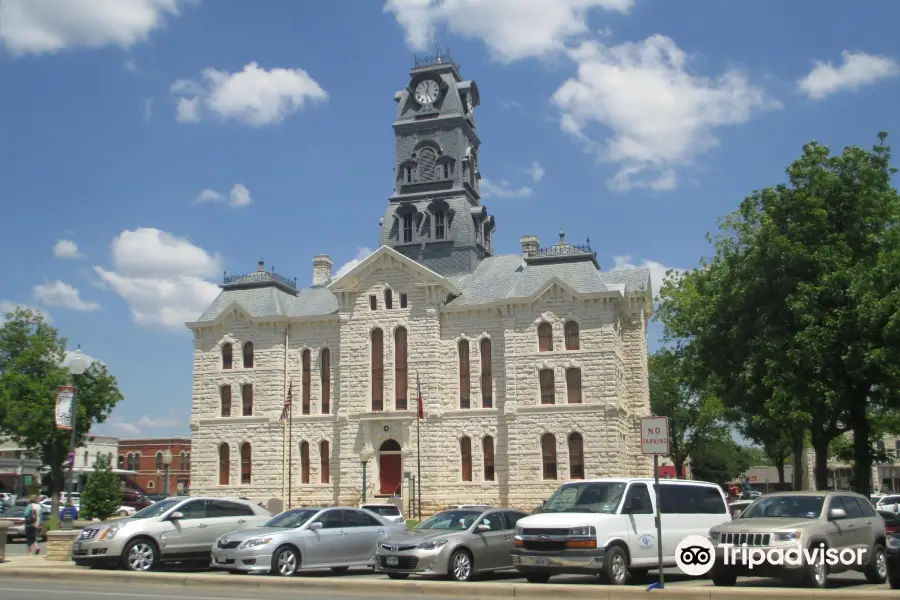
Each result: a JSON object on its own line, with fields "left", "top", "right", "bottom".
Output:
{"left": 850, "top": 398, "right": 872, "bottom": 495}
{"left": 775, "top": 460, "right": 786, "bottom": 484}
{"left": 791, "top": 433, "right": 805, "bottom": 491}
{"left": 673, "top": 456, "right": 685, "bottom": 479}
{"left": 812, "top": 437, "right": 830, "bottom": 491}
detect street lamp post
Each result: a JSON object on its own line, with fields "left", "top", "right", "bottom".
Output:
{"left": 62, "top": 348, "right": 89, "bottom": 529}
{"left": 163, "top": 450, "right": 173, "bottom": 496}
{"left": 360, "top": 448, "right": 374, "bottom": 503}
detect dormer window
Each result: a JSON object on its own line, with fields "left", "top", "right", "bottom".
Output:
{"left": 402, "top": 213, "right": 413, "bottom": 243}
{"left": 435, "top": 210, "right": 446, "bottom": 240}
{"left": 443, "top": 163, "right": 450, "bottom": 179}
{"left": 404, "top": 165, "right": 412, "bottom": 183}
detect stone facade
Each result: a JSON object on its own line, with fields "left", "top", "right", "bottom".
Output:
{"left": 186, "top": 52, "right": 654, "bottom": 515}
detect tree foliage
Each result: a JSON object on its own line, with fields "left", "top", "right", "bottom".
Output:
{"left": 80, "top": 454, "right": 122, "bottom": 520}
{"left": 688, "top": 435, "right": 754, "bottom": 489}
{"left": 0, "top": 308, "right": 124, "bottom": 515}
{"left": 657, "top": 133, "right": 900, "bottom": 494}
{"left": 649, "top": 347, "right": 725, "bottom": 476}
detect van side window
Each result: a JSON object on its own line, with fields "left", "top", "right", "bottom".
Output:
{"left": 623, "top": 483, "right": 653, "bottom": 514}
{"left": 660, "top": 484, "right": 726, "bottom": 514}
{"left": 692, "top": 485, "right": 727, "bottom": 514}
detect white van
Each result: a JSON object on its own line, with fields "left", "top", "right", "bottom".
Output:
{"left": 511, "top": 478, "right": 731, "bottom": 585}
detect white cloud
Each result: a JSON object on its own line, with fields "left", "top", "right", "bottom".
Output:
{"left": 0, "top": 300, "right": 52, "bottom": 323}
{"left": 480, "top": 178, "right": 533, "bottom": 198}
{"left": 612, "top": 255, "right": 684, "bottom": 299}
{"left": 798, "top": 51, "right": 899, "bottom": 100}
{"left": 104, "top": 412, "right": 182, "bottom": 437}
{"left": 92, "top": 228, "right": 222, "bottom": 331}
{"left": 194, "top": 184, "right": 253, "bottom": 206}
{"left": 171, "top": 62, "right": 328, "bottom": 126}
{"left": 53, "top": 239, "right": 81, "bottom": 258}
{"left": 33, "top": 280, "right": 99, "bottom": 311}
{"left": 0, "top": 0, "right": 191, "bottom": 55}
{"left": 384, "top": 0, "right": 632, "bottom": 63}
{"left": 136, "top": 414, "right": 181, "bottom": 429}
{"left": 553, "top": 35, "right": 779, "bottom": 192}
{"left": 530, "top": 160, "right": 546, "bottom": 183}
{"left": 334, "top": 247, "right": 374, "bottom": 280}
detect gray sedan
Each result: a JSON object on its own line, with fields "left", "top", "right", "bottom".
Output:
{"left": 211, "top": 506, "right": 406, "bottom": 576}
{"left": 374, "top": 507, "right": 529, "bottom": 581}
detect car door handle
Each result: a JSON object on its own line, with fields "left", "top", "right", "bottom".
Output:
{"left": 237, "top": 520, "right": 246, "bottom": 524}
{"left": 846, "top": 524, "right": 854, "bottom": 528}
{"left": 198, "top": 524, "right": 208, "bottom": 528}
{"left": 339, "top": 531, "right": 347, "bottom": 536}
{"left": 378, "top": 529, "right": 385, "bottom": 534}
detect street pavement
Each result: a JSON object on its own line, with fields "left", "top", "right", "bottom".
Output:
{"left": 4, "top": 539, "right": 48, "bottom": 557}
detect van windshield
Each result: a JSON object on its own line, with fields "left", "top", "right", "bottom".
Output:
{"left": 538, "top": 482, "right": 627, "bottom": 514}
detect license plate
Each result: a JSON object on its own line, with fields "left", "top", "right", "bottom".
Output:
{"left": 535, "top": 557, "right": 549, "bottom": 566}
{"left": 386, "top": 556, "right": 399, "bottom": 566}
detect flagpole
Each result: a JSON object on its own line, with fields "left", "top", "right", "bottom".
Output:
{"left": 288, "top": 394, "right": 293, "bottom": 509}
{"left": 417, "top": 372, "right": 422, "bottom": 521}
{"left": 283, "top": 327, "right": 289, "bottom": 507}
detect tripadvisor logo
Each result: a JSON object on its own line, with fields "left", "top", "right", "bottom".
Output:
{"left": 674, "top": 535, "right": 866, "bottom": 576}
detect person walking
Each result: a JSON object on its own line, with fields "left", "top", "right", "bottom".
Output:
{"left": 24, "top": 495, "right": 41, "bottom": 555}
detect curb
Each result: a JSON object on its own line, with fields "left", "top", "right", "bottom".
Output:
{"left": 0, "top": 567, "right": 893, "bottom": 599}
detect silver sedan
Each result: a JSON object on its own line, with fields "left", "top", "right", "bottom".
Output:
{"left": 211, "top": 506, "right": 407, "bottom": 576}
{"left": 375, "top": 507, "right": 529, "bottom": 581}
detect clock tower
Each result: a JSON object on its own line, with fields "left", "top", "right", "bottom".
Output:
{"left": 378, "top": 47, "right": 496, "bottom": 276}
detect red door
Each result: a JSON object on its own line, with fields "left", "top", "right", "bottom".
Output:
{"left": 379, "top": 454, "right": 401, "bottom": 496}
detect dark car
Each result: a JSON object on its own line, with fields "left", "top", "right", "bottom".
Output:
{"left": 121, "top": 489, "right": 152, "bottom": 510}
{"left": 887, "top": 533, "right": 900, "bottom": 588}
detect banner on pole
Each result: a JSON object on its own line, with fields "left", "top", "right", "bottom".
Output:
{"left": 55, "top": 386, "right": 75, "bottom": 429}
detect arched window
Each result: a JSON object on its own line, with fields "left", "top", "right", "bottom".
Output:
{"left": 240, "top": 443, "right": 251, "bottom": 484}
{"left": 385, "top": 289, "right": 393, "bottom": 309}
{"left": 395, "top": 327, "right": 408, "bottom": 410}
{"left": 564, "top": 321, "right": 580, "bottom": 350}
{"left": 320, "top": 440, "right": 330, "bottom": 484}
{"left": 220, "top": 385, "right": 231, "bottom": 417}
{"left": 458, "top": 340, "right": 470, "bottom": 409}
{"left": 243, "top": 342, "right": 254, "bottom": 368}
{"left": 483, "top": 436, "right": 495, "bottom": 481}
{"left": 418, "top": 147, "right": 436, "bottom": 182}
{"left": 538, "top": 323, "right": 553, "bottom": 351}
{"left": 118, "top": 455, "right": 125, "bottom": 469}
{"left": 569, "top": 433, "right": 584, "bottom": 479}
{"left": 242, "top": 384, "right": 253, "bottom": 416}
{"left": 566, "top": 368, "right": 582, "bottom": 404}
{"left": 434, "top": 210, "right": 446, "bottom": 240}
{"left": 300, "top": 441, "right": 310, "bottom": 484}
{"left": 186, "top": 452, "right": 190, "bottom": 471}
{"left": 540, "top": 369, "right": 555, "bottom": 404}
{"left": 222, "top": 343, "right": 233, "bottom": 369}
{"left": 480, "top": 338, "right": 492, "bottom": 408}
{"left": 180, "top": 452, "right": 186, "bottom": 471}
{"left": 542, "top": 434, "right": 557, "bottom": 480}
{"left": 402, "top": 213, "right": 414, "bottom": 243}
{"left": 320, "top": 348, "right": 331, "bottom": 415}
{"left": 155, "top": 452, "right": 163, "bottom": 470}
{"left": 302, "top": 349, "right": 311, "bottom": 415}
{"left": 460, "top": 436, "right": 472, "bottom": 482}
{"left": 218, "top": 444, "right": 230, "bottom": 485}
{"left": 371, "top": 329, "right": 384, "bottom": 411}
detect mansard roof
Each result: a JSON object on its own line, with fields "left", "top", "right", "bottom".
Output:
{"left": 185, "top": 249, "right": 651, "bottom": 328}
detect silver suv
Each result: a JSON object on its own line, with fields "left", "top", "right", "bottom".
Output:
{"left": 708, "top": 491, "right": 887, "bottom": 588}
{"left": 71, "top": 496, "right": 271, "bottom": 571}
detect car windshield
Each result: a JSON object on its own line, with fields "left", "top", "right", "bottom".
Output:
{"left": 538, "top": 482, "right": 627, "bottom": 514}
{"left": 362, "top": 505, "right": 400, "bottom": 516}
{"left": 263, "top": 509, "right": 319, "bottom": 528}
{"left": 131, "top": 499, "right": 180, "bottom": 520}
{"left": 415, "top": 510, "right": 481, "bottom": 530}
{"left": 740, "top": 495, "right": 824, "bottom": 519}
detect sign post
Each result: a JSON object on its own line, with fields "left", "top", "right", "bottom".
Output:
{"left": 641, "top": 415, "right": 670, "bottom": 590}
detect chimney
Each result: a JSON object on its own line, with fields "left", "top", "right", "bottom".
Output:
{"left": 312, "top": 255, "right": 333, "bottom": 286}
{"left": 520, "top": 235, "right": 540, "bottom": 257}
{"left": 257, "top": 258, "right": 265, "bottom": 272}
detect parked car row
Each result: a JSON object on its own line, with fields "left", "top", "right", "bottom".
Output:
{"left": 1, "top": 504, "right": 49, "bottom": 542}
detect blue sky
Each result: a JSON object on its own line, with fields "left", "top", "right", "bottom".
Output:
{"left": 1, "top": 0, "right": 898, "bottom": 439}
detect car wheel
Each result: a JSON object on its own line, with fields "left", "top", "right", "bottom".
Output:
{"left": 711, "top": 566, "right": 738, "bottom": 586}
{"left": 448, "top": 549, "right": 474, "bottom": 581}
{"left": 121, "top": 539, "right": 157, "bottom": 572}
{"left": 118, "top": 510, "right": 128, "bottom": 517}
{"left": 865, "top": 544, "right": 887, "bottom": 584}
{"left": 387, "top": 573, "right": 409, "bottom": 579}
{"left": 271, "top": 546, "right": 299, "bottom": 577}
{"left": 331, "top": 566, "right": 350, "bottom": 574}
{"left": 524, "top": 573, "right": 551, "bottom": 584}
{"left": 602, "top": 545, "right": 629, "bottom": 585}
{"left": 804, "top": 558, "right": 828, "bottom": 588}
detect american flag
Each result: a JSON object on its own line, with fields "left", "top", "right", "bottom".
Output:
{"left": 281, "top": 380, "right": 293, "bottom": 421}
{"left": 417, "top": 374, "right": 424, "bottom": 419}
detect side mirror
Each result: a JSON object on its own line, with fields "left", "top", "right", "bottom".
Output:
{"left": 308, "top": 521, "right": 323, "bottom": 530}
{"left": 476, "top": 523, "right": 490, "bottom": 532}
{"left": 169, "top": 511, "right": 184, "bottom": 520}
{"left": 829, "top": 508, "right": 847, "bottom": 520}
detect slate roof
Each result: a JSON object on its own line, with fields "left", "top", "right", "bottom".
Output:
{"left": 190, "top": 253, "right": 650, "bottom": 324}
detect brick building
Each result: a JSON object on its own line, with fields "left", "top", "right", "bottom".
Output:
{"left": 117, "top": 437, "right": 191, "bottom": 495}
{"left": 186, "top": 51, "right": 653, "bottom": 512}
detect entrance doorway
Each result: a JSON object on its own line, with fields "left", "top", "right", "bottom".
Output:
{"left": 379, "top": 439, "right": 402, "bottom": 496}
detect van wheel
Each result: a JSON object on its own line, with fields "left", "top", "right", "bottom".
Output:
{"left": 711, "top": 566, "right": 737, "bottom": 586}
{"left": 865, "top": 544, "right": 887, "bottom": 583}
{"left": 601, "top": 546, "right": 629, "bottom": 585}
{"left": 524, "top": 573, "right": 551, "bottom": 583}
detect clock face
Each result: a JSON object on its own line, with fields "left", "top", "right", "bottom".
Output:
{"left": 414, "top": 79, "right": 440, "bottom": 105}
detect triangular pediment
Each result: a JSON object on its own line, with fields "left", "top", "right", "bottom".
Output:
{"left": 328, "top": 245, "right": 460, "bottom": 295}
{"left": 185, "top": 299, "right": 256, "bottom": 329}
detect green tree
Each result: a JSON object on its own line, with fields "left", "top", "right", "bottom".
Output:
{"left": 688, "top": 435, "right": 754, "bottom": 489}
{"left": 80, "top": 454, "right": 122, "bottom": 520}
{"left": 657, "top": 133, "right": 900, "bottom": 494}
{"left": 0, "top": 308, "right": 124, "bottom": 516}
{"left": 742, "top": 416, "right": 795, "bottom": 485}
{"left": 649, "top": 347, "right": 725, "bottom": 477}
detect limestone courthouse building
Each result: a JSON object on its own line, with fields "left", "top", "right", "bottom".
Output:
{"left": 186, "top": 51, "right": 654, "bottom": 512}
